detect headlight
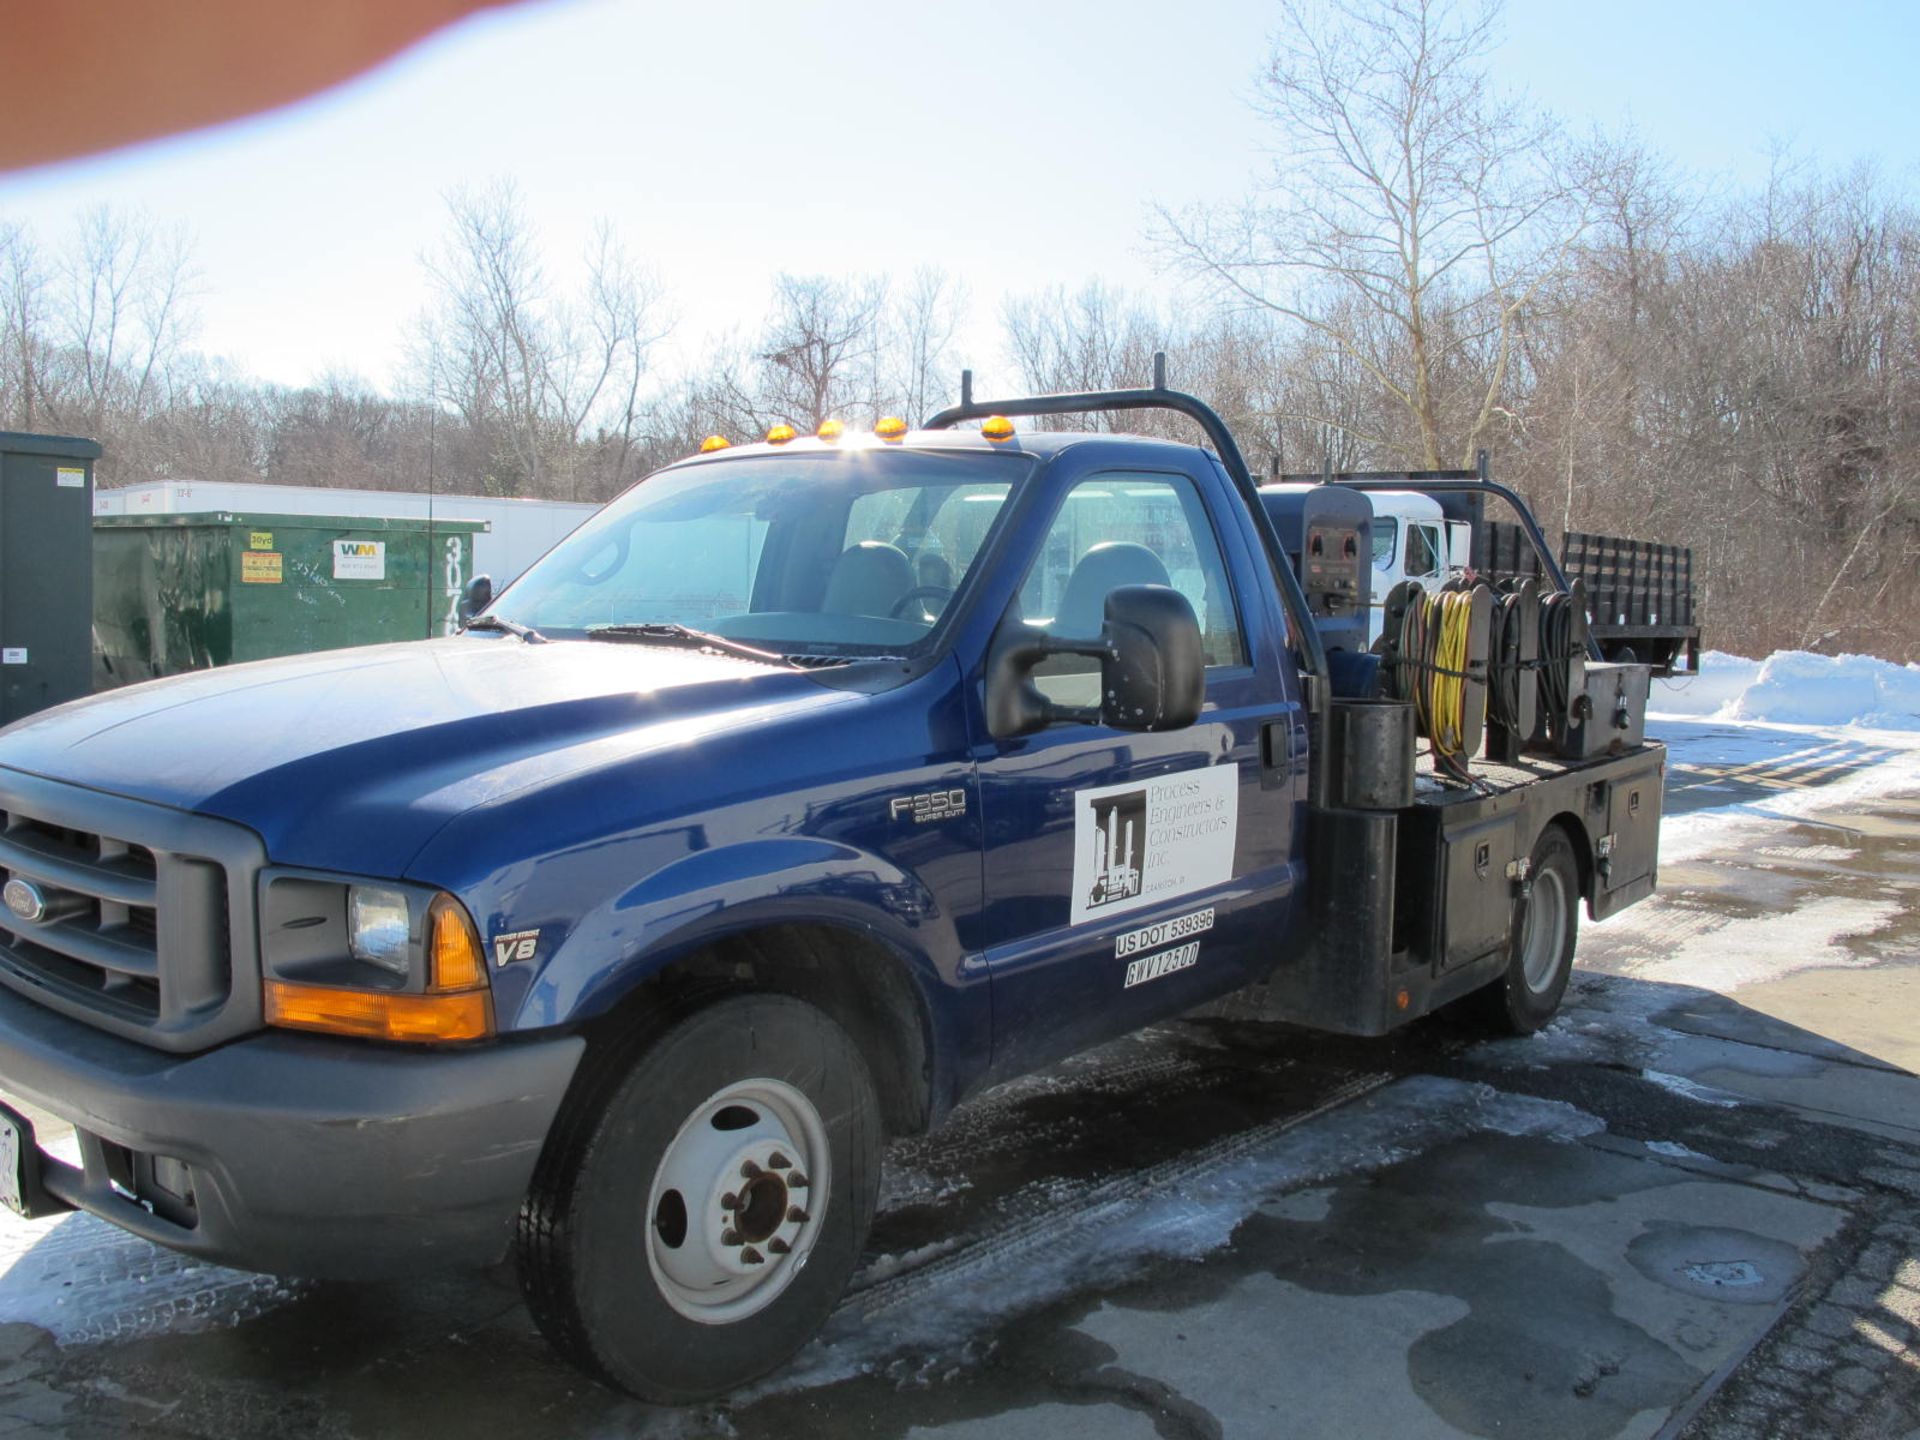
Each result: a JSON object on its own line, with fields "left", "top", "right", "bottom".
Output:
{"left": 348, "top": 885, "right": 412, "bottom": 977}
{"left": 260, "top": 872, "right": 495, "bottom": 1043}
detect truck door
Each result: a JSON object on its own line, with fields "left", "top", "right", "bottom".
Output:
{"left": 971, "top": 463, "right": 1302, "bottom": 1080}
{"left": 1405, "top": 520, "right": 1444, "bottom": 593}
{"left": 1445, "top": 520, "right": 1473, "bottom": 579}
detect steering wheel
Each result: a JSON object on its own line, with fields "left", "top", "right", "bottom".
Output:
{"left": 889, "top": 585, "right": 954, "bottom": 622}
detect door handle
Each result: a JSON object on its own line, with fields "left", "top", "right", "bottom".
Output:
{"left": 1260, "top": 720, "right": 1291, "bottom": 791}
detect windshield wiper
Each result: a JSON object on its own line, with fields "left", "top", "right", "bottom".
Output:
{"left": 584, "top": 622, "right": 796, "bottom": 668}
{"left": 465, "top": 614, "right": 547, "bottom": 644}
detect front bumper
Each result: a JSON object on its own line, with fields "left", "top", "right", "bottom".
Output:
{"left": 0, "top": 982, "right": 583, "bottom": 1280}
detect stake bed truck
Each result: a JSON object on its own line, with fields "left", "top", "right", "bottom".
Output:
{"left": 0, "top": 367, "right": 1663, "bottom": 1401}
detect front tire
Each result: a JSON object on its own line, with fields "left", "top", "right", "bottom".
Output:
{"left": 518, "top": 994, "right": 882, "bottom": 1403}
{"left": 1475, "top": 824, "right": 1580, "bottom": 1035}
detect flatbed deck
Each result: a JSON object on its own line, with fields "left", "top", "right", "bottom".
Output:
{"left": 1410, "top": 742, "right": 1666, "bottom": 807}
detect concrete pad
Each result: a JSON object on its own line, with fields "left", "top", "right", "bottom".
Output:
{"left": 1487, "top": 1178, "right": 1841, "bottom": 1365}
{"left": 1649, "top": 1031, "right": 1920, "bottom": 1143}
{"left": 1078, "top": 1278, "right": 1472, "bottom": 1438}
{"left": 1729, "top": 963, "right": 1920, "bottom": 1073}
{"left": 906, "top": 1402, "right": 1161, "bottom": 1440}
{"left": 1076, "top": 1134, "right": 1842, "bottom": 1440}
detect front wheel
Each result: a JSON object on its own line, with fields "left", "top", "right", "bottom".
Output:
{"left": 518, "top": 994, "right": 882, "bottom": 1403}
{"left": 1474, "top": 824, "right": 1580, "bottom": 1035}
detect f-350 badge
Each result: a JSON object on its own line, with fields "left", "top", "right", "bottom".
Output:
{"left": 890, "top": 788, "right": 966, "bottom": 825}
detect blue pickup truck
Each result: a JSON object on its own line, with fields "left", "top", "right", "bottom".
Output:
{"left": 0, "top": 369, "right": 1663, "bottom": 1401}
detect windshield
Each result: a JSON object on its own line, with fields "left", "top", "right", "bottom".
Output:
{"left": 494, "top": 450, "right": 1027, "bottom": 656}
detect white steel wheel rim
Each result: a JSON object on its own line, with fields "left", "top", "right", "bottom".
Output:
{"left": 1519, "top": 866, "right": 1569, "bottom": 994}
{"left": 644, "top": 1076, "right": 831, "bottom": 1325}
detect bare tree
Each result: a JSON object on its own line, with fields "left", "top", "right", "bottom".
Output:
{"left": 60, "top": 206, "right": 196, "bottom": 438}
{"left": 754, "top": 272, "right": 887, "bottom": 431}
{"left": 0, "top": 219, "right": 48, "bottom": 430}
{"left": 1159, "top": 0, "right": 1587, "bottom": 469}
{"left": 883, "top": 266, "right": 969, "bottom": 423}
{"left": 415, "top": 181, "right": 666, "bottom": 500}
{"left": 1003, "top": 282, "right": 1173, "bottom": 429}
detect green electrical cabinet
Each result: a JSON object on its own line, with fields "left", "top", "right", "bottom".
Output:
{"left": 0, "top": 431, "right": 100, "bottom": 724}
{"left": 93, "top": 511, "right": 490, "bottom": 687}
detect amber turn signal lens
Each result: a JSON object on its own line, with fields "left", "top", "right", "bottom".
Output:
{"left": 875, "top": 416, "right": 908, "bottom": 441}
{"left": 265, "top": 981, "right": 494, "bottom": 1043}
{"left": 766, "top": 423, "right": 796, "bottom": 444}
{"left": 699, "top": 434, "right": 730, "bottom": 453}
{"left": 981, "top": 415, "right": 1015, "bottom": 441}
{"left": 429, "top": 895, "right": 486, "bottom": 992}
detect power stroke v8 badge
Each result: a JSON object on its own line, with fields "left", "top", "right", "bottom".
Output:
{"left": 491, "top": 928, "right": 540, "bottom": 967}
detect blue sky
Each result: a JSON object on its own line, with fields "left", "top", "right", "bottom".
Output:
{"left": 1, "top": 0, "right": 1914, "bottom": 395}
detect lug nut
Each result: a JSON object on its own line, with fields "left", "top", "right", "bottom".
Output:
{"left": 721, "top": 1229, "right": 741, "bottom": 1246}
{"left": 721, "top": 1192, "right": 739, "bottom": 1211}
{"left": 787, "top": 1206, "right": 809, "bottom": 1225}
{"left": 741, "top": 1246, "right": 765, "bottom": 1265}
{"left": 740, "top": 1160, "right": 762, "bottom": 1180}
{"left": 768, "top": 1237, "right": 791, "bottom": 1255}
{"left": 768, "top": 1152, "right": 792, "bottom": 1170}
{"left": 788, "top": 1172, "right": 809, "bottom": 1190}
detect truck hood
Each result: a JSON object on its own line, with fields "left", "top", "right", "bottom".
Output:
{"left": 0, "top": 637, "right": 851, "bottom": 875}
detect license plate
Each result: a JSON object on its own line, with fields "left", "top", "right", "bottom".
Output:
{"left": 0, "top": 1111, "right": 25, "bottom": 1217}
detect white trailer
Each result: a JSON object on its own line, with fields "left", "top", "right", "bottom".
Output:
{"left": 94, "top": 480, "right": 600, "bottom": 586}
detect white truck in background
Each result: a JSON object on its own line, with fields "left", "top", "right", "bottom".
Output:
{"left": 1272, "top": 469, "right": 1702, "bottom": 676}
{"left": 1365, "top": 492, "right": 1472, "bottom": 644}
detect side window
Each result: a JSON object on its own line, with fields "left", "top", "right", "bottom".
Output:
{"left": 1406, "top": 524, "right": 1440, "bottom": 578}
{"left": 1015, "top": 473, "right": 1245, "bottom": 703}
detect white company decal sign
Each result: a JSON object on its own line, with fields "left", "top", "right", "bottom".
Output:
{"left": 332, "top": 540, "right": 386, "bottom": 580}
{"left": 1068, "top": 767, "right": 1238, "bottom": 927}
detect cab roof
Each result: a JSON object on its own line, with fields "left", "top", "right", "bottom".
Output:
{"left": 675, "top": 425, "right": 1221, "bottom": 468}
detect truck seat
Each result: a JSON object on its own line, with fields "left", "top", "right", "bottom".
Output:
{"left": 1054, "top": 542, "right": 1171, "bottom": 637}
{"left": 822, "top": 540, "right": 914, "bottom": 616}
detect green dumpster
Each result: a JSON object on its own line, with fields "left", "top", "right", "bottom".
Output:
{"left": 93, "top": 511, "right": 490, "bottom": 688}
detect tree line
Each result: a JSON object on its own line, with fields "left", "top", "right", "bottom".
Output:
{"left": 2, "top": 0, "right": 1915, "bottom": 661}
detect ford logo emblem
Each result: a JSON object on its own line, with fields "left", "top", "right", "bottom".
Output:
{"left": 2, "top": 878, "right": 45, "bottom": 924}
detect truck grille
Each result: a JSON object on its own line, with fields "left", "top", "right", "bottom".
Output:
{"left": 0, "top": 772, "right": 264, "bottom": 1051}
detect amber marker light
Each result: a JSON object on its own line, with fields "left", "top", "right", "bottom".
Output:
{"left": 265, "top": 894, "right": 495, "bottom": 1043}
{"left": 875, "top": 416, "right": 908, "bottom": 441}
{"left": 817, "top": 418, "right": 845, "bottom": 442}
{"left": 766, "top": 423, "right": 796, "bottom": 444}
{"left": 427, "top": 894, "right": 488, "bottom": 992}
{"left": 981, "top": 415, "right": 1016, "bottom": 442}
{"left": 699, "top": 434, "right": 731, "bottom": 453}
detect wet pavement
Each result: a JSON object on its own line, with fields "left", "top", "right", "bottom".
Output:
{"left": 1, "top": 715, "right": 1917, "bottom": 1438}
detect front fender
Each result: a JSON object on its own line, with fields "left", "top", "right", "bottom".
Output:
{"left": 507, "top": 837, "right": 989, "bottom": 1109}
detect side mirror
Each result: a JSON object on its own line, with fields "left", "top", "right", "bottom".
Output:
{"left": 985, "top": 584, "right": 1204, "bottom": 740}
{"left": 457, "top": 573, "right": 493, "bottom": 628}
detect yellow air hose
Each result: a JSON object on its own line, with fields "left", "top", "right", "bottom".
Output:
{"left": 1393, "top": 588, "right": 1478, "bottom": 781}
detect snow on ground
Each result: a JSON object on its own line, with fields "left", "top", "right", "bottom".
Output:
{"left": 1597, "top": 895, "right": 1904, "bottom": 994}
{"left": 1656, "top": 649, "right": 1920, "bottom": 730}
{"left": 1646, "top": 651, "right": 1920, "bottom": 867}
